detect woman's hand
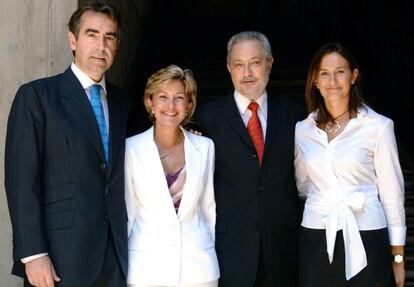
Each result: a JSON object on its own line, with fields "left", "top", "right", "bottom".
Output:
{"left": 188, "top": 128, "right": 202, "bottom": 136}
{"left": 393, "top": 261, "right": 405, "bottom": 287}
{"left": 391, "top": 246, "right": 405, "bottom": 287}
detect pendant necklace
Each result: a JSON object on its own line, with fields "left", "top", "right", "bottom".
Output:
{"left": 159, "top": 133, "right": 183, "bottom": 160}
{"left": 324, "top": 110, "right": 349, "bottom": 135}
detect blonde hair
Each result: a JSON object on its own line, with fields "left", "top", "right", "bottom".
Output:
{"left": 144, "top": 65, "right": 197, "bottom": 126}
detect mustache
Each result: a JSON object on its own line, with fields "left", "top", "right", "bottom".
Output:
{"left": 240, "top": 77, "right": 256, "bottom": 83}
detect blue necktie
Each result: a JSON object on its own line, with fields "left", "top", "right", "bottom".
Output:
{"left": 90, "top": 84, "right": 109, "bottom": 162}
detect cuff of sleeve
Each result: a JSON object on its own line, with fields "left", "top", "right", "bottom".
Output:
{"left": 21, "top": 253, "right": 48, "bottom": 264}
{"left": 388, "top": 226, "right": 407, "bottom": 245}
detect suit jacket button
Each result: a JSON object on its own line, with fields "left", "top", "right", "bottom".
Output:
{"left": 100, "top": 163, "right": 107, "bottom": 170}
{"left": 105, "top": 187, "right": 109, "bottom": 195}
{"left": 252, "top": 154, "right": 257, "bottom": 158}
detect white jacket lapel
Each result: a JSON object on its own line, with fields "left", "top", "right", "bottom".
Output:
{"left": 177, "top": 128, "right": 201, "bottom": 220}
{"left": 141, "top": 127, "right": 179, "bottom": 217}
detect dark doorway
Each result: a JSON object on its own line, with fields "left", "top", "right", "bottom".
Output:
{"left": 81, "top": 0, "right": 413, "bottom": 160}
{"left": 77, "top": 0, "right": 414, "bottom": 280}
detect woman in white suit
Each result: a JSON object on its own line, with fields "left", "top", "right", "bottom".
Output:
{"left": 125, "top": 65, "right": 220, "bottom": 287}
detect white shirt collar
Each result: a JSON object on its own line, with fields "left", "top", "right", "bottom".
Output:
{"left": 233, "top": 90, "right": 267, "bottom": 115}
{"left": 71, "top": 62, "right": 107, "bottom": 94}
{"left": 306, "top": 104, "right": 373, "bottom": 123}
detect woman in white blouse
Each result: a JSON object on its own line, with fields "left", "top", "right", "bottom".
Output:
{"left": 125, "top": 65, "right": 220, "bottom": 287}
{"left": 295, "top": 43, "right": 406, "bottom": 287}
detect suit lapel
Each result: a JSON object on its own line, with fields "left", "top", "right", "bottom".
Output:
{"left": 141, "top": 127, "right": 182, "bottom": 217}
{"left": 107, "top": 85, "right": 123, "bottom": 172}
{"left": 219, "top": 95, "right": 255, "bottom": 150}
{"left": 59, "top": 67, "right": 106, "bottom": 163}
{"left": 177, "top": 129, "right": 201, "bottom": 220}
{"left": 264, "top": 94, "right": 281, "bottom": 152}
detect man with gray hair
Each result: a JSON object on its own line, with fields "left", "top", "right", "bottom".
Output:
{"left": 195, "top": 31, "right": 305, "bottom": 287}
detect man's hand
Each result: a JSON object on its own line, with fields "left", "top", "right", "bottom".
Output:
{"left": 25, "top": 256, "right": 61, "bottom": 287}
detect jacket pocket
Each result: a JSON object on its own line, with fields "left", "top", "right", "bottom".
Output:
{"left": 43, "top": 182, "right": 76, "bottom": 205}
{"left": 128, "top": 231, "right": 160, "bottom": 252}
{"left": 45, "top": 209, "right": 75, "bottom": 231}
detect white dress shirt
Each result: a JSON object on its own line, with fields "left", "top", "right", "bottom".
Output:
{"left": 294, "top": 105, "right": 406, "bottom": 280}
{"left": 233, "top": 91, "right": 267, "bottom": 139}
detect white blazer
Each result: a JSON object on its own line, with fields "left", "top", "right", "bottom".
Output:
{"left": 125, "top": 126, "right": 220, "bottom": 286}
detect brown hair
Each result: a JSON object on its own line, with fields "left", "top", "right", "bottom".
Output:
{"left": 305, "top": 43, "right": 365, "bottom": 125}
{"left": 68, "top": 0, "right": 121, "bottom": 40}
{"left": 144, "top": 65, "right": 197, "bottom": 126}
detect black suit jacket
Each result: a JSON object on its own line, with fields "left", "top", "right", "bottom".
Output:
{"left": 4, "top": 67, "right": 129, "bottom": 286}
{"left": 195, "top": 93, "right": 305, "bottom": 287}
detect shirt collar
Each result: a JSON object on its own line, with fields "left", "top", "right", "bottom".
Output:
{"left": 71, "top": 62, "right": 107, "bottom": 94}
{"left": 233, "top": 90, "right": 268, "bottom": 115}
{"left": 306, "top": 104, "right": 373, "bottom": 123}
{"left": 356, "top": 104, "right": 373, "bottom": 118}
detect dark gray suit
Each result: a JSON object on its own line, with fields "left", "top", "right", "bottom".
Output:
{"left": 4, "top": 67, "right": 129, "bottom": 286}
{"left": 195, "top": 94, "right": 305, "bottom": 287}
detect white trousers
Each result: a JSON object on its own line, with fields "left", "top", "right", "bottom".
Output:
{"left": 127, "top": 279, "right": 218, "bottom": 287}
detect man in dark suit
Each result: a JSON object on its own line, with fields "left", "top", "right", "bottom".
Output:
{"left": 195, "top": 31, "right": 305, "bottom": 287}
{"left": 4, "top": 1, "right": 129, "bottom": 286}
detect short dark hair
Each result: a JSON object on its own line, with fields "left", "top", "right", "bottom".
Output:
{"left": 68, "top": 0, "right": 121, "bottom": 39}
{"left": 305, "top": 43, "right": 365, "bottom": 124}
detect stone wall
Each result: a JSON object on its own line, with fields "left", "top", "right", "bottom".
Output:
{"left": 0, "top": 0, "right": 77, "bottom": 285}
{"left": 0, "top": 0, "right": 151, "bottom": 284}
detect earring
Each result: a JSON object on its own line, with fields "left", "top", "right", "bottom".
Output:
{"left": 149, "top": 110, "right": 155, "bottom": 121}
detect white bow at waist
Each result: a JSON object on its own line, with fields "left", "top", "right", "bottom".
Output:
{"left": 304, "top": 185, "right": 379, "bottom": 280}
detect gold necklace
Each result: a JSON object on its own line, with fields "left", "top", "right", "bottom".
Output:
{"left": 324, "top": 110, "right": 349, "bottom": 135}
{"left": 159, "top": 134, "right": 183, "bottom": 160}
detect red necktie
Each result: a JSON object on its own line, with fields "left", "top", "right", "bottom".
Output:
{"left": 247, "top": 102, "right": 264, "bottom": 166}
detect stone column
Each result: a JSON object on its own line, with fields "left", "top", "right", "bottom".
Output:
{"left": 0, "top": 0, "right": 77, "bottom": 284}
